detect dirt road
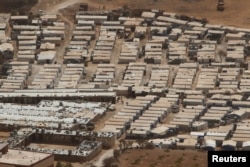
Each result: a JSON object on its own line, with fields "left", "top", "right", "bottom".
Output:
{"left": 92, "top": 149, "right": 114, "bottom": 167}
{"left": 31, "top": 0, "right": 107, "bottom": 13}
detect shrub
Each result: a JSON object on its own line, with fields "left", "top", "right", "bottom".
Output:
{"left": 131, "top": 158, "right": 141, "bottom": 165}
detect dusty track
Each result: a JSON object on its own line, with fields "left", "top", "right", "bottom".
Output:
{"left": 55, "top": 12, "right": 74, "bottom": 64}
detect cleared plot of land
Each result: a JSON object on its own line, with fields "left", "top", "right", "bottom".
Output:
{"left": 119, "top": 149, "right": 207, "bottom": 167}
{"left": 2, "top": 1, "right": 250, "bottom": 28}
{"left": 28, "top": 0, "right": 250, "bottom": 29}
{"left": 28, "top": 143, "right": 76, "bottom": 150}
{"left": 0, "top": 132, "right": 10, "bottom": 141}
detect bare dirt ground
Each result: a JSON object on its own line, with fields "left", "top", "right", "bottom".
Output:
{"left": 0, "top": 0, "right": 38, "bottom": 12}
{"left": 94, "top": 96, "right": 127, "bottom": 131}
{"left": 27, "top": 0, "right": 250, "bottom": 28}
{"left": 29, "top": 143, "right": 76, "bottom": 150}
{"left": 0, "top": 132, "right": 10, "bottom": 141}
{"left": 119, "top": 149, "right": 207, "bottom": 167}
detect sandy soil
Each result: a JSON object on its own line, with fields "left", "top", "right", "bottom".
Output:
{"left": 0, "top": 132, "right": 10, "bottom": 141}
{"left": 28, "top": 143, "right": 76, "bottom": 150}
{"left": 27, "top": 0, "right": 250, "bottom": 28}
{"left": 1, "top": 0, "right": 250, "bottom": 28}
{"left": 119, "top": 149, "right": 207, "bottom": 167}
{"left": 0, "top": 0, "right": 38, "bottom": 12}
{"left": 94, "top": 96, "right": 127, "bottom": 131}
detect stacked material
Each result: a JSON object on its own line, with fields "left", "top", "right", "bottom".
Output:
{"left": 0, "top": 61, "right": 31, "bottom": 91}
{"left": 168, "top": 41, "right": 187, "bottom": 63}
{"left": 218, "top": 68, "right": 240, "bottom": 89}
{"left": 172, "top": 63, "right": 198, "bottom": 90}
{"left": 92, "top": 64, "right": 115, "bottom": 83}
{"left": 200, "top": 107, "right": 231, "bottom": 127}
{"left": 148, "top": 65, "right": 169, "bottom": 88}
{"left": 169, "top": 105, "right": 205, "bottom": 131}
{"left": 196, "top": 67, "right": 218, "bottom": 91}
{"left": 57, "top": 64, "right": 84, "bottom": 89}
{"left": 240, "top": 70, "right": 250, "bottom": 90}
{"left": 92, "top": 31, "right": 116, "bottom": 63}
{"left": 144, "top": 42, "right": 162, "bottom": 64}
{"left": 118, "top": 41, "right": 139, "bottom": 64}
{"left": 64, "top": 23, "right": 92, "bottom": 63}
{"left": 121, "top": 62, "right": 146, "bottom": 87}
{"left": 29, "top": 64, "right": 61, "bottom": 89}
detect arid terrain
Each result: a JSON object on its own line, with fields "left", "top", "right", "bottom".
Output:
{"left": 118, "top": 149, "right": 207, "bottom": 167}
{"left": 3, "top": 0, "right": 250, "bottom": 28}
{"left": 0, "top": 1, "right": 248, "bottom": 167}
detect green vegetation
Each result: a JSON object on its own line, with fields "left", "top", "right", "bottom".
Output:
{"left": 55, "top": 162, "right": 73, "bottom": 167}
{"left": 164, "top": 149, "right": 170, "bottom": 153}
{"left": 65, "top": 163, "right": 73, "bottom": 167}
{"left": 103, "top": 157, "right": 118, "bottom": 167}
{"left": 148, "top": 162, "right": 158, "bottom": 167}
{"left": 175, "top": 156, "right": 184, "bottom": 164}
{"left": 157, "top": 155, "right": 165, "bottom": 160}
{"left": 193, "top": 155, "right": 198, "bottom": 161}
{"left": 192, "top": 163, "right": 200, "bottom": 167}
{"left": 56, "top": 162, "right": 63, "bottom": 167}
{"left": 131, "top": 158, "right": 141, "bottom": 165}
